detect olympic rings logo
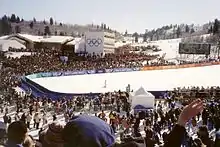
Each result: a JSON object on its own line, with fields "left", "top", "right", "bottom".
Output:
{"left": 86, "top": 38, "right": 102, "bottom": 47}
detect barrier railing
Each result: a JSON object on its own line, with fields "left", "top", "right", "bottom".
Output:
{"left": 141, "top": 62, "right": 220, "bottom": 71}
{"left": 26, "top": 67, "right": 141, "bottom": 79}
{"left": 26, "top": 62, "right": 220, "bottom": 80}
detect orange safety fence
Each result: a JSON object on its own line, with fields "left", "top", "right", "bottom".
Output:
{"left": 141, "top": 62, "right": 220, "bottom": 71}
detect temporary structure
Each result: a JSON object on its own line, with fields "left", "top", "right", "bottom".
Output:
{"left": 131, "top": 87, "right": 155, "bottom": 111}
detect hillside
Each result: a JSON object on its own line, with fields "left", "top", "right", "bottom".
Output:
{"left": 0, "top": 14, "right": 219, "bottom": 43}
{"left": 0, "top": 14, "right": 121, "bottom": 38}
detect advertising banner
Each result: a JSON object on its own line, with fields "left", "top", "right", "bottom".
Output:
{"left": 95, "top": 69, "right": 105, "bottom": 74}
{"left": 63, "top": 71, "right": 75, "bottom": 76}
{"left": 105, "top": 69, "right": 113, "bottom": 73}
{"left": 52, "top": 72, "right": 63, "bottom": 77}
{"left": 68, "top": 71, "right": 86, "bottom": 75}
{"left": 41, "top": 72, "right": 53, "bottom": 77}
{"left": 87, "top": 70, "right": 96, "bottom": 74}
{"left": 113, "top": 68, "right": 133, "bottom": 73}
{"left": 26, "top": 74, "right": 38, "bottom": 79}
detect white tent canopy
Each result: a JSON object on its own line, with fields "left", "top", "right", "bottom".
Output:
{"left": 131, "top": 87, "right": 155, "bottom": 109}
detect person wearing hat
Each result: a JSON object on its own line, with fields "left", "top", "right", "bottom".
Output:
{"left": 62, "top": 115, "right": 116, "bottom": 147}
{"left": 6, "top": 121, "right": 28, "bottom": 147}
{"left": 39, "top": 121, "right": 64, "bottom": 147}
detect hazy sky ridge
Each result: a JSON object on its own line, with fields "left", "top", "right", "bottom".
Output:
{"left": 0, "top": 0, "right": 219, "bottom": 33}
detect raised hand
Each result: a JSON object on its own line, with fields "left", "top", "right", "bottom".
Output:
{"left": 177, "top": 99, "right": 204, "bottom": 126}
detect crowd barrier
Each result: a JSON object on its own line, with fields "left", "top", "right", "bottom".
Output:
{"left": 21, "top": 76, "right": 101, "bottom": 100}
{"left": 26, "top": 62, "right": 220, "bottom": 80}
{"left": 141, "top": 62, "right": 220, "bottom": 71}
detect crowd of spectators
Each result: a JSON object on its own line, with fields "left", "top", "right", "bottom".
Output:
{"left": 0, "top": 90, "right": 217, "bottom": 147}
{"left": 1, "top": 49, "right": 220, "bottom": 147}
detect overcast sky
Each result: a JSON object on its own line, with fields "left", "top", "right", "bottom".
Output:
{"left": 0, "top": 0, "right": 220, "bottom": 33}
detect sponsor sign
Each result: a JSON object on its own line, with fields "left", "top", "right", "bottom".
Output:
{"left": 113, "top": 68, "right": 133, "bottom": 72}
{"left": 96, "top": 69, "right": 105, "bottom": 74}
{"left": 52, "top": 72, "right": 63, "bottom": 77}
{"left": 105, "top": 69, "right": 113, "bottom": 73}
{"left": 63, "top": 71, "right": 74, "bottom": 76}
{"left": 41, "top": 72, "right": 53, "bottom": 77}
{"left": 87, "top": 70, "right": 96, "bottom": 74}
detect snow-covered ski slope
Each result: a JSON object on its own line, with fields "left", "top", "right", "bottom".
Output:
{"left": 31, "top": 64, "right": 220, "bottom": 93}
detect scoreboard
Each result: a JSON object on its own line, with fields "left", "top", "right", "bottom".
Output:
{"left": 179, "top": 43, "right": 211, "bottom": 55}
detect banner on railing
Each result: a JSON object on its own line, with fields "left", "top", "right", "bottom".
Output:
{"left": 41, "top": 72, "right": 53, "bottom": 77}
{"left": 24, "top": 62, "right": 220, "bottom": 80}
{"left": 26, "top": 67, "right": 141, "bottom": 79}
{"left": 95, "top": 69, "right": 105, "bottom": 74}
{"left": 52, "top": 72, "right": 63, "bottom": 77}
{"left": 105, "top": 69, "right": 113, "bottom": 73}
{"left": 113, "top": 68, "right": 133, "bottom": 73}
{"left": 87, "top": 70, "right": 96, "bottom": 74}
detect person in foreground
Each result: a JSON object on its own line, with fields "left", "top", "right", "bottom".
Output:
{"left": 62, "top": 98, "right": 203, "bottom": 147}
{"left": 6, "top": 121, "right": 28, "bottom": 147}
{"left": 163, "top": 98, "right": 204, "bottom": 147}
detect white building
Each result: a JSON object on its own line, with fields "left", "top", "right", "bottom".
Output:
{"left": 0, "top": 40, "right": 26, "bottom": 52}
{"left": 84, "top": 31, "right": 115, "bottom": 55}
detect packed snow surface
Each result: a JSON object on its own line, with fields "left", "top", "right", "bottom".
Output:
{"left": 32, "top": 65, "right": 220, "bottom": 93}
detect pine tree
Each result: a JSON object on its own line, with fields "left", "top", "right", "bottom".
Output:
{"left": 33, "top": 17, "right": 36, "bottom": 23}
{"left": 59, "top": 32, "right": 64, "bottom": 36}
{"left": 44, "top": 26, "right": 50, "bottom": 35}
{"left": 176, "top": 26, "right": 181, "bottom": 38}
{"left": 125, "top": 30, "right": 128, "bottom": 36}
{"left": 16, "top": 16, "right": 20, "bottom": 23}
{"left": 29, "top": 22, "right": 34, "bottom": 29}
{"left": 213, "top": 19, "right": 220, "bottom": 35}
{"left": 10, "top": 14, "right": 16, "bottom": 23}
{"left": 15, "top": 25, "right": 21, "bottom": 33}
{"left": 50, "top": 17, "right": 53, "bottom": 25}
{"left": 185, "top": 25, "right": 190, "bottom": 33}
{"left": 103, "top": 24, "right": 106, "bottom": 30}
{"left": 208, "top": 26, "right": 213, "bottom": 34}
{"left": 190, "top": 28, "right": 195, "bottom": 34}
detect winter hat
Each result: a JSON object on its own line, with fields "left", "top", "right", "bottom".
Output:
{"left": 44, "top": 121, "right": 64, "bottom": 147}
{"left": 62, "top": 115, "right": 116, "bottom": 147}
